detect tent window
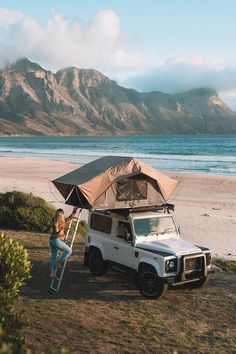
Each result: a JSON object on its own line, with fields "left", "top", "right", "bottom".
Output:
{"left": 90, "top": 213, "right": 112, "bottom": 234}
{"left": 116, "top": 176, "right": 147, "bottom": 201}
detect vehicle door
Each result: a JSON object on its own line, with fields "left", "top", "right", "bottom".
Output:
{"left": 111, "top": 220, "right": 135, "bottom": 268}
{"left": 88, "top": 213, "right": 115, "bottom": 260}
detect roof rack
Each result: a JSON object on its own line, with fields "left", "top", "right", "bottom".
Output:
{"left": 129, "top": 203, "right": 175, "bottom": 214}
{"left": 92, "top": 203, "right": 175, "bottom": 218}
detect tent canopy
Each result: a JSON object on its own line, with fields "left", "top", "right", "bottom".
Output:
{"left": 52, "top": 156, "right": 178, "bottom": 210}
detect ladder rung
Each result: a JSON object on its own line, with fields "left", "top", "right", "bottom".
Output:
{"left": 64, "top": 241, "right": 74, "bottom": 246}
{"left": 50, "top": 287, "right": 57, "bottom": 292}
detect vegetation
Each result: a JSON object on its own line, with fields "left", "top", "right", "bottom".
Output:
{"left": 0, "top": 233, "right": 31, "bottom": 354}
{"left": 68, "top": 219, "right": 87, "bottom": 239}
{"left": 213, "top": 257, "right": 236, "bottom": 273}
{"left": 0, "top": 191, "right": 55, "bottom": 232}
{"left": 0, "top": 230, "right": 234, "bottom": 354}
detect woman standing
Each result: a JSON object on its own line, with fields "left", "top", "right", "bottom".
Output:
{"left": 49, "top": 207, "right": 78, "bottom": 277}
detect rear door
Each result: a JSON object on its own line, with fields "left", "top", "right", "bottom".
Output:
{"left": 89, "top": 213, "right": 114, "bottom": 260}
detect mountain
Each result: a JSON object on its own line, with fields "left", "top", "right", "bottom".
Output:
{"left": 0, "top": 58, "right": 236, "bottom": 136}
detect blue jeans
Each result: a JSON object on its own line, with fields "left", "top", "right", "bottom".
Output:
{"left": 49, "top": 238, "right": 72, "bottom": 271}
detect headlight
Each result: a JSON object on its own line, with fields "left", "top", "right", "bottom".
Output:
{"left": 165, "top": 258, "right": 177, "bottom": 273}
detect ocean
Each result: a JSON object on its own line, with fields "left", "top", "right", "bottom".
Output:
{"left": 0, "top": 135, "right": 236, "bottom": 176}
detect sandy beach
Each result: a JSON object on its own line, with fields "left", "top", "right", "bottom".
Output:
{"left": 0, "top": 156, "right": 235, "bottom": 259}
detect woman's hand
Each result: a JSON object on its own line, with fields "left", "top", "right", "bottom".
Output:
{"left": 73, "top": 206, "right": 79, "bottom": 213}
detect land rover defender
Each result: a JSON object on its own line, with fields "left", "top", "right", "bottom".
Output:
{"left": 84, "top": 207, "right": 212, "bottom": 298}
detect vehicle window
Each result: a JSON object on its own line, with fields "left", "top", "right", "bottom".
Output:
{"left": 116, "top": 175, "right": 147, "bottom": 201}
{"left": 117, "top": 221, "right": 132, "bottom": 240}
{"left": 90, "top": 214, "right": 112, "bottom": 234}
{"left": 133, "top": 216, "right": 176, "bottom": 237}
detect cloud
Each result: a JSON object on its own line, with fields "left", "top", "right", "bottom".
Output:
{"left": 0, "top": 8, "right": 147, "bottom": 74}
{"left": 1, "top": 7, "right": 236, "bottom": 110}
{"left": 125, "top": 55, "right": 236, "bottom": 96}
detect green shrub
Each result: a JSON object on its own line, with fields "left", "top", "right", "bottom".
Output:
{"left": 0, "top": 233, "right": 31, "bottom": 354}
{"left": 0, "top": 337, "right": 14, "bottom": 354}
{"left": 0, "top": 191, "right": 55, "bottom": 232}
{"left": 213, "top": 258, "right": 236, "bottom": 273}
{"left": 0, "top": 233, "right": 31, "bottom": 302}
{"left": 78, "top": 220, "right": 87, "bottom": 237}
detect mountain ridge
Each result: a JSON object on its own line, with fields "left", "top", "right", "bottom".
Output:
{"left": 0, "top": 58, "right": 236, "bottom": 136}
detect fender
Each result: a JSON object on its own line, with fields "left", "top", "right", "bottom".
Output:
{"left": 89, "top": 241, "right": 107, "bottom": 260}
{"left": 138, "top": 257, "right": 162, "bottom": 276}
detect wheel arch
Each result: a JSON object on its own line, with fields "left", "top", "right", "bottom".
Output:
{"left": 138, "top": 259, "right": 161, "bottom": 276}
{"left": 88, "top": 243, "right": 106, "bottom": 260}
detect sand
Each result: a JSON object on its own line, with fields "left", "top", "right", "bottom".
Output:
{"left": 0, "top": 156, "right": 236, "bottom": 259}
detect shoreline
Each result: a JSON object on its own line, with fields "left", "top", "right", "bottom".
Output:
{"left": 1, "top": 133, "right": 236, "bottom": 137}
{"left": 0, "top": 154, "right": 235, "bottom": 178}
{"left": 0, "top": 156, "right": 235, "bottom": 260}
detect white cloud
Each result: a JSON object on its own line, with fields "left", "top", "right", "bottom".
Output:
{"left": 121, "top": 55, "right": 236, "bottom": 110}
{"left": 125, "top": 55, "right": 236, "bottom": 96}
{"left": 220, "top": 89, "right": 236, "bottom": 111}
{"left": 1, "top": 7, "right": 236, "bottom": 110}
{"left": 0, "top": 8, "right": 148, "bottom": 74}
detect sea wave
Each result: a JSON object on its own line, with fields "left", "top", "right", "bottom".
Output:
{"left": 1, "top": 147, "right": 235, "bottom": 163}
{"left": 0, "top": 135, "right": 236, "bottom": 176}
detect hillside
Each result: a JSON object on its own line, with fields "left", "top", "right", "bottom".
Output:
{"left": 1, "top": 58, "right": 236, "bottom": 135}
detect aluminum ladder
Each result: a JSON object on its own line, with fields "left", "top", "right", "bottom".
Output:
{"left": 50, "top": 208, "right": 82, "bottom": 292}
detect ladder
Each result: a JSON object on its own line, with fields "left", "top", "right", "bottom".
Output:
{"left": 50, "top": 208, "right": 82, "bottom": 292}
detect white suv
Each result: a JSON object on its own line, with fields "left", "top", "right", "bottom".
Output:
{"left": 84, "top": 208, "right": 212, "bottom": 298}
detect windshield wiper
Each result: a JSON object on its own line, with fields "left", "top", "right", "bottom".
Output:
{"left": 147, "top": 228, "right": 176, "bottom": 236}
{"left": 158, "top": 228, "right": 176, "bottom": 235}
{"left": 147, "top": 231, "right": 158, "bottom": 236}
{"left": 145, "top": 228, "right": 176, "bottom": 237}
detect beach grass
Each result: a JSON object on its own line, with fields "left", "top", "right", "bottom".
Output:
{"left": 2, "top": 230, "right": 236, "bottom": 354}
{"left": 213, "top": 258, "right": 236, "bottom": 274}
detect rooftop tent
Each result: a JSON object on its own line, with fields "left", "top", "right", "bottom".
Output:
{"left": 52, "top": 156, "right": 178, "bottom": 210}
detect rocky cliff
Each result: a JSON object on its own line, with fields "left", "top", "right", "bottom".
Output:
{"left": 0, "top": 58, "right": 236, "bottom": 135}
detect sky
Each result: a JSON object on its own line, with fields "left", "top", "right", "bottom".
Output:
{"left": 1, "top": 0, "right": 236, "bottom": 109}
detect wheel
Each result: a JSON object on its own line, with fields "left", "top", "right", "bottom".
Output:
{"left": 89, "top": 248, "right": 108, "bottom": 276}
{"left": 137, "top": 267, "right": 168, "bottom": 299}
{"left": 186, "top": 276, "right": 209, "bottom": 288}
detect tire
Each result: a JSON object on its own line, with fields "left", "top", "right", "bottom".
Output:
{"left": 186, "top": 276, "right": 209, "bottom": 288}
{"left": 89, "top": 248, "right": 108, "bottom": 276}
{"left": 137, "top": 267, "right": 168, "bottom": 299}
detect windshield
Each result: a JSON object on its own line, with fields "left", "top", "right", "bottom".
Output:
{"left": 133, "top": 216, "right": 177, "bottom": 238}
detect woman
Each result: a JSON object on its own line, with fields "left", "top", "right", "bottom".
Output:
{"left": 49, "top": 207, "right": 78, "bottom": 277}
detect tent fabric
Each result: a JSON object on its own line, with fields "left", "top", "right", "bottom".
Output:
{"left": 52, "top": 156, "right": 178, "bottom": 210}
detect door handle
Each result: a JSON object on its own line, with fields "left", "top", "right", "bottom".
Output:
{"left": 114, "top": 246, "right": 119, "bottom": 250}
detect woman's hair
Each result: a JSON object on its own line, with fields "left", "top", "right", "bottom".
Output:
{"left": 52, "top": 209, "right": 65, "bottom": 228}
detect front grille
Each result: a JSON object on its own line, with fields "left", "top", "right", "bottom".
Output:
{"left": 185, "top": 271, "right": 203, "bottom": 280}
{"left": 185, "top": 256, "right": 204, "bottom": 272}
{"left": 178, "top": 255, "right": 206, "bottom": 282}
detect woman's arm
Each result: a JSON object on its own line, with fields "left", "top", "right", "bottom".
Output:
{"left": 65, "top": 207, "right": 78, "bottom": 223}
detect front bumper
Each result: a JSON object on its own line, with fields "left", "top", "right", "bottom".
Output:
{"left": 164, "top": 253, "right": 213, "bottom": 285}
